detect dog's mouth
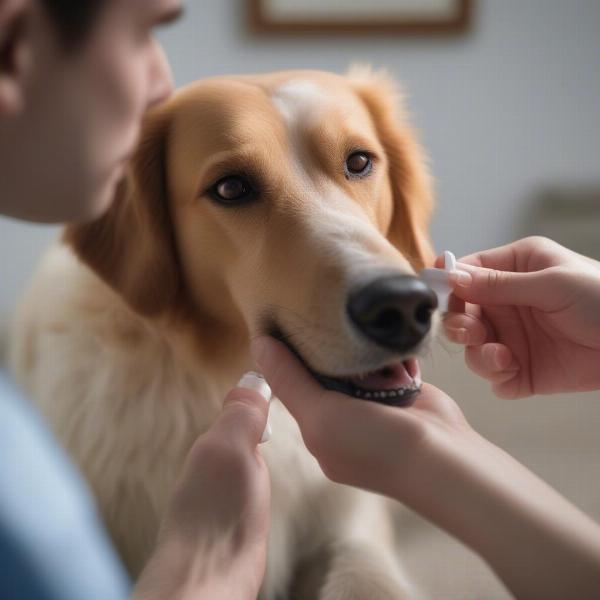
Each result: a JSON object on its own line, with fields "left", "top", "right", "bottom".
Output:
{"left": 310, "top": 358, "right": 422, "bottom": 407}
{"left": 267, "top": 323, "right": 422, "bottom": 407}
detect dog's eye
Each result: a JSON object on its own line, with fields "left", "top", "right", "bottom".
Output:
{"left": 345, "top": 152, "right": 372, "bottom": 178}
{"left": 210, "top": 176, "right": 255, "bottom": 204}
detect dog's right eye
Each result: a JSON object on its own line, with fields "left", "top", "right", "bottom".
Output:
{"left": 345, "top": 151, "right": 373, "bottom": 179}
{"left": 209, "top": 176, "right": 256, "bottom": 205}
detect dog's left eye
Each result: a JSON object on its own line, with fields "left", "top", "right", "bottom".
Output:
{"left": 209, "top": 176, "right": 256, "bottom": 204}
{"left": 345, "top": 152, "right": 373, "bottom": 178}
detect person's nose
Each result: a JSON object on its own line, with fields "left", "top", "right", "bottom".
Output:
{"left": 147, "top": 40, "right": 173, "bottom": 109}
{"left": 347, "top": 275, "right": 437, "bottom": 352}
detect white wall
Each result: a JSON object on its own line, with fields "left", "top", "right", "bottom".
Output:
{"left": 1, "top": 0, "right": 599, "bottom": 314}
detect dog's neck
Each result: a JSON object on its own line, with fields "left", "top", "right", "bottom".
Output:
{"left": 151, "top": 306, "right": 256, "bottom": 398}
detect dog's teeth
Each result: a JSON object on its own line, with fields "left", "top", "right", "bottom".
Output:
{"left": 353, "top": 379, "right": 423, "bottom": 401}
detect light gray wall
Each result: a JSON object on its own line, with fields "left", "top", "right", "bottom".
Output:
{"left": 1, "top": 0, "right": 599, "bottom": 314}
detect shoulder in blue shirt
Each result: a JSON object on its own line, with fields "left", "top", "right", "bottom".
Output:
{"left": 0, "top": 371, "right": 130, "bottom": 600}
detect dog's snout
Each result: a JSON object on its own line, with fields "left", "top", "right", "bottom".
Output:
{"left": 347, "top": 275, "right": 438, "bottom": 352}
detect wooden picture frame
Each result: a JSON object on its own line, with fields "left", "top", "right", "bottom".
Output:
{"left": 250, "top": 0, "right": 472, "bottom": 35}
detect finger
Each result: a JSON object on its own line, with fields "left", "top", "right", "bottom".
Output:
{"left": 448, "top": 263, "right": 563, "bottom": 310}
{"left": 465, "top": 343, "right": 520, "bottom": 383}
{"left": 491, "top": 380, "right": 524, "bottom": 400}
{"left": 443, "top": 312, "right": 489, "bottom": 346}
{"left": 251, "top": 336, "right": 327, "bottom": 425}
{"left": 214, "top": 378, "right": 271, "bottom": 449}
{"left": 446, "top": 291, "right": 466, "bottom": 314}
{"left": 458, "top": 238, "right": 538, "bottom": 271}
{"left": 460, "top": 237, "right": 570, "bottom": 272}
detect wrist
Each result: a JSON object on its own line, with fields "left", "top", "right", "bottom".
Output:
{"left": 134, "top": 533, "right": 264, "bottom": 600}
{"left": 398, "top": 426, "right": 600, "bottom": 599}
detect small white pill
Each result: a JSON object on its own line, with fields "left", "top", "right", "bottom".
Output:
{"left": 420, "top": 249, "right": 456, "bottom": 312}
{"left": 444, "top": 250, "right": 457, "bottom": 272}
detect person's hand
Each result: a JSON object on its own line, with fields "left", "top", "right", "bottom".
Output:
{"left": 442, "top": 236, "right": 600, "bottom": 398}
{"left": 251, "top": 336, "right": 600, "bottom": 600}
{"left": 133, "top": 374, "right": 271, "bottom": 600}
{"left": 250, "top": 336, "right": 472, "bottom": 505}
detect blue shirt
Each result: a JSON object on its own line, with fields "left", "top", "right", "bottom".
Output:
{"left": 0, "top": 371, "right": 131, "bottom": 599}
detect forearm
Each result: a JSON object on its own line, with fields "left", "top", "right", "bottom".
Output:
{"left": 403, "top": 430, "right": 600, "bottom": 599}
{"left": 132, "top": 537, "right": 261, "bottom": 600}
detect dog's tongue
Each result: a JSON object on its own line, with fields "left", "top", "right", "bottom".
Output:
{"left": 348, "top": 359, "right": 419, "bottom": 391}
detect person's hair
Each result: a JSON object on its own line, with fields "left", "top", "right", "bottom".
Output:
{"left": 38, "top": 0, "right": 109, "bottom": 48}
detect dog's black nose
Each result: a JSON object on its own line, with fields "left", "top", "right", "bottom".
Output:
{"left": 347, "top": 275, "right": 438, "bottom": 352}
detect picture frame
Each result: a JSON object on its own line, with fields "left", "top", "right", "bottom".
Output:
{"left": 249, "top": 0, "right": 472, "bottom": 35}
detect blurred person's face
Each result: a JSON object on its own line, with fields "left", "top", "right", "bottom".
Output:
{"left": 0, "top": 0, "right": 181, "bottom": 223}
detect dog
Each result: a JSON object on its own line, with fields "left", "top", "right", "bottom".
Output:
{"left": 10, "top": 67, "right": 436, "bottom": 599}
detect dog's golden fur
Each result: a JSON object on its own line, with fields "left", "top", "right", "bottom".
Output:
{"left": 11, "top": 68, "right": 434, "bottom": 599}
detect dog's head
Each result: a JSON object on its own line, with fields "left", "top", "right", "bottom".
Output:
{"left": 66, "top": 68, "right": 436, "bottom": 405}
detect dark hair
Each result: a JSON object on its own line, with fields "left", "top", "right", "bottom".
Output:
{"left": 39, "top": 0, "right": 108, "bottom": 48}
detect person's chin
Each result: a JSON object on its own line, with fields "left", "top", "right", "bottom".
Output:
{"left": 73, "top": 171, "right": 123, "bottom": 223}
{"left": 92, "top": 175, "right": 122, "bottom": 219}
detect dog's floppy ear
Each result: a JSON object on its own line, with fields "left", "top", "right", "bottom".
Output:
{"left": 348, "top": 66, "right": 435, "bottom": 270}
{"left": 64, "top": 106, "right": 181, "bottom": 317}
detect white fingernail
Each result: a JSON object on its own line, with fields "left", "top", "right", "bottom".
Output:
{"left": 260, "top": 419, "right": 272, "bottom": 444}
{"left": 237, "top": 371, "right": 272, "bottom": 403}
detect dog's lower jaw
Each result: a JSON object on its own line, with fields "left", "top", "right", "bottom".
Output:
{"left": 263, "top": 320, "right": 421, "bottom": 407}
{"left": 312, "top": 370, "right": 421, "bottom": 406}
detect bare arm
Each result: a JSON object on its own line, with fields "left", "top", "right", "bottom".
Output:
{"left": 252, "top": 336, "right": 600, "bottom": 600}
{"left": 411, "top": 426, "right": 600, "bottom": 600}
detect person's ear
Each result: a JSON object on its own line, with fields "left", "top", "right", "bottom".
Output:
{"left": 0, "top": 0, "right": 30, "bottom": 115}
{"left": 348, "top": 66, "right": 435, "bottom": 271}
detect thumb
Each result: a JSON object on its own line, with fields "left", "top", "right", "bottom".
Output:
{"left": 250, "top": 336, "right": 325, "bottom": 424}
{"left": 212, "top": 375, "right": 271, "bottom": 449}
{"left": 450, "top": 263, "right": 561, "bottom": 310}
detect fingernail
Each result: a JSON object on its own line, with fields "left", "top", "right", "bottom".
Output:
{"left": 450, "top": 269, "right": 472, "bottom": 287}
{"left": 493, "top": 349, "right": 519, "bottom": 372}
{"left": 237, "top": 371, "right": 272, "bottom": 403}
{"left": 250, "top": 338, "right": 268, "bottom": 370}
{"left": 493, "top": 348, "right": 503, "bottom": 370}
{"left": 447, "top": 327, "right": 468, "bottom": 344}
{"left": 260, "top": 420, "right": 272, "bottom": 444}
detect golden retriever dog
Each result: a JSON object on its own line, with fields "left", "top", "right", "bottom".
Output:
{"left": 10, "top": 68, "right": 437, "bottom": 599}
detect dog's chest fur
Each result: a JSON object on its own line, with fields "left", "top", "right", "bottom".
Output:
{"left": 10, "top": 244, "right": 394, "bottom": 597}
